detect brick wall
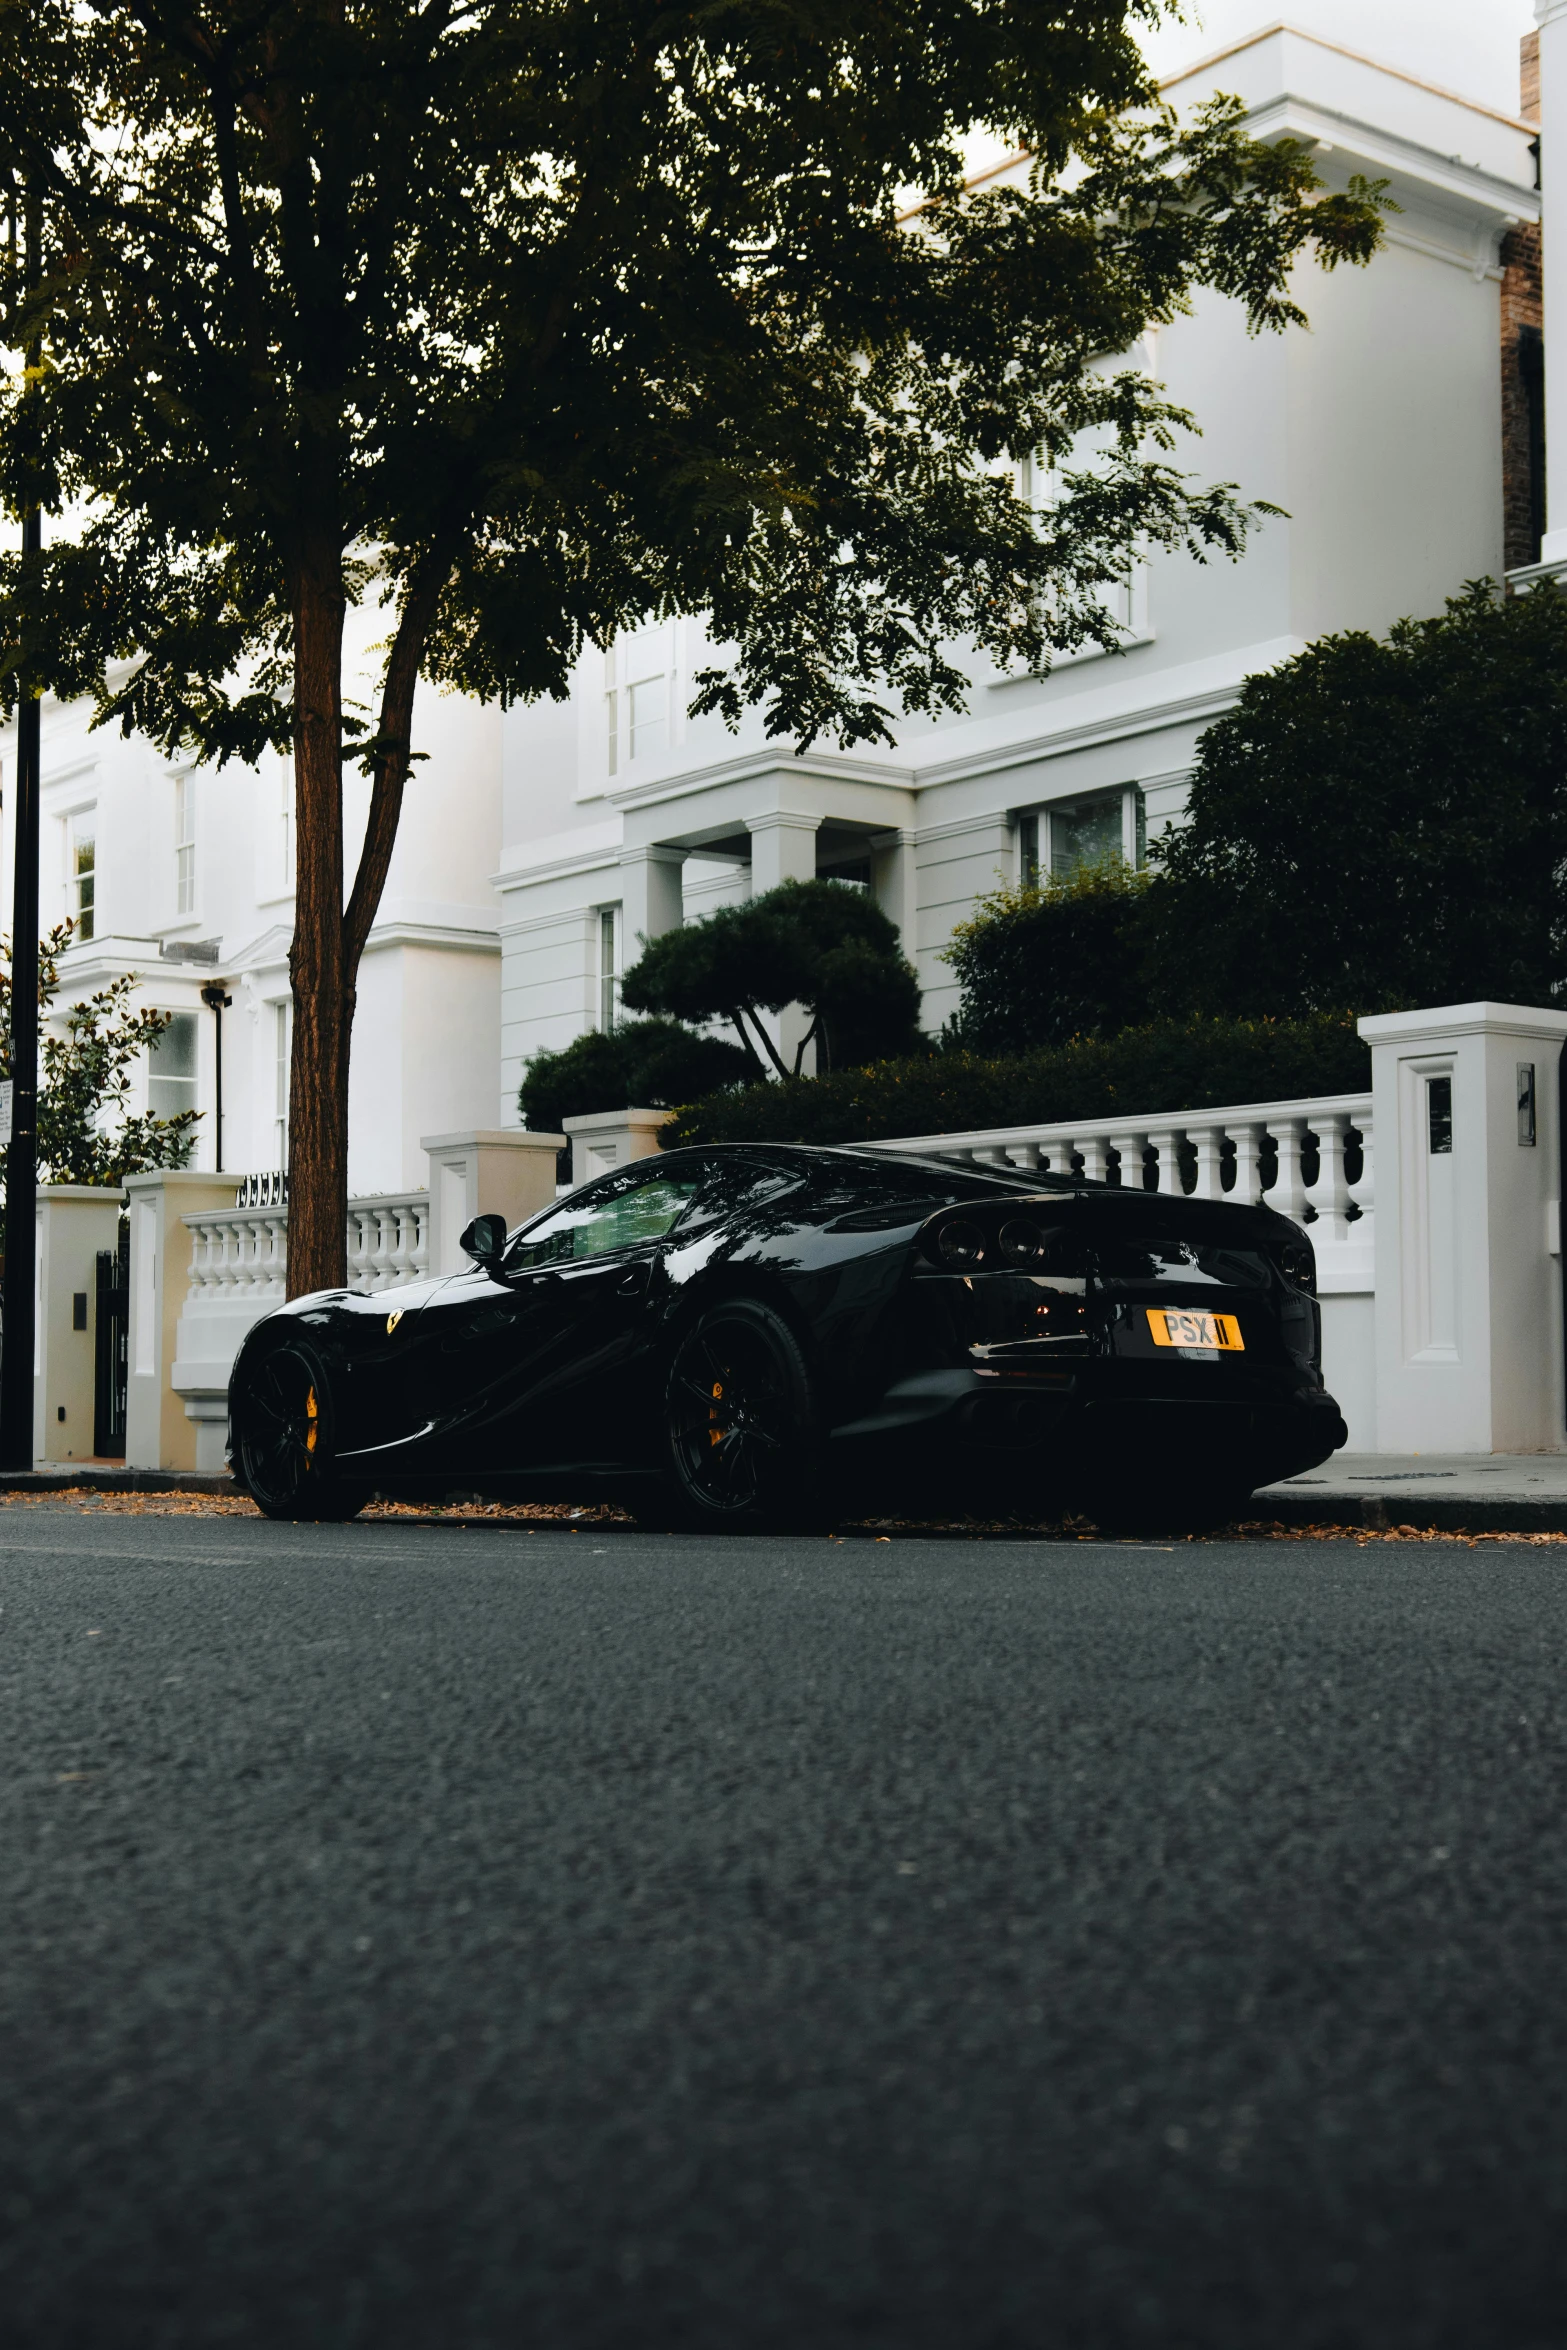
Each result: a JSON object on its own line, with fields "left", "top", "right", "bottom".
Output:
{"left": 1502, "top": 33, "right": 1544, "bottom": 573}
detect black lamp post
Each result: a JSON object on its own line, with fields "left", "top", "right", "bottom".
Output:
{"left": 199, "top": 981, "right": 232, "bottom": 1172}
{"left": 1, "top": 186, "right": 43, "bottom": 1473}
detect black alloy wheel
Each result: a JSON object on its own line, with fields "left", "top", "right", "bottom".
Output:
{"left": 233, "top": 1341, "right": 366, "bottom": 1522}
{"left": 657, "top": 1298, "right": 824, "bottom": 1532}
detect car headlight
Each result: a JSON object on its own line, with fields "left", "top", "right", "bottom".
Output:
{"left": 998, "top": 1218, "right": 1046, "bottom": 1266}
{"left": 937, "top": 1219, "right": 985, "bottom": 1268}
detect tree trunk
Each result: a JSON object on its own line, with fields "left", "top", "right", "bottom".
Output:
{"left": 286, "top": 553, "right": 349, "bottom": 1297}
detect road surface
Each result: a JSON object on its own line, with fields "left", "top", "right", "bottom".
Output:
{"left": 1, "top": 1505, "right": 1563, "bottom": 2347}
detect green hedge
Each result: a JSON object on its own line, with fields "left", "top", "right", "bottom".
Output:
{"left": 661, "top": 1013, "right": 1370, "bottom": 1148}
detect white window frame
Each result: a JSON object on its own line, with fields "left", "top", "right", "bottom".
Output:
{"left": 597, "top": 905, "right": 620, "bottom": 1031}
{"left": 274, "top": 999, "right": 292, "bottom": 1170}
{"left": 67, "top": 809, "right": 97, "bottom": 942}
{"left": 599, "top": 622, "right": 678, "bottom": 782}
{"left": 174, "top": 772, "right": 196, "bottom": 915}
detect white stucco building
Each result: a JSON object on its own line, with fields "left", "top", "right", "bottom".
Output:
{"left": 496, "top": 26, "right": 1539, "bottom": 1096}
{"left": 0, "top": 21, "right": 1542, "bottom": 1187}
{"left": 2, "top": 616, "right": 505, "bottom": 1198}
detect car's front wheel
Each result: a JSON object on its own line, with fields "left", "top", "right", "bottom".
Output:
{"left": 232, "top": 1340, "right": 367, "bottom": 1523}
{"left": 653, "top": 1298, "right": 825, "bottom": 1533}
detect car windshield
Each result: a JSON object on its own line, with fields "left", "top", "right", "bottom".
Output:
{"left": 1090, "top": 1238, "right": 1273, "bottom": 1290}
{"left": 506, "top": 1172, "right": 704, "bottom": 1269}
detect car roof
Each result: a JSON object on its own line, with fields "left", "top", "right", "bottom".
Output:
{"left": 662, "top": 1139, "right": 1075, "bottom": 1193}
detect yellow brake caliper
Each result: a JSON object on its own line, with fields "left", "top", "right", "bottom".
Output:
{"left": 709, "top": 1379, "right": 725, "bottom": 1447}
{"left": 305, "top": 1384, "right": 319, "bottom": 1455}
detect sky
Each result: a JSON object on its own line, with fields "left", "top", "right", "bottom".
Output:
{"left": 1141, "top": 0, "right": 1537, "bottom": 119}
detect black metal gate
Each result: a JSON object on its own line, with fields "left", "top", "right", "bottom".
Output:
{"left": 94, "top": 1220, "right": 129, "bottom": 1458}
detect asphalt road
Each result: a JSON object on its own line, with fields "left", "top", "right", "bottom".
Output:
{"left": 1, "top": 1509, "right": 1564, "bottom": 2350}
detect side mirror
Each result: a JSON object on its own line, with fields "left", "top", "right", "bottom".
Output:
{"left": 460, "top": 1213, "right": 508, "bottom": 1270}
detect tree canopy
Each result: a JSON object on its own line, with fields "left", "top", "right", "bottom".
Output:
{"left": 0, "top": 0, "right": 1385, "bottom": 1287}
{"left": 621, "top": 879, "right": 923, "bottom": 1077}
{"left": 1145, "top": 582, "right": 1567, "bottom": 1018}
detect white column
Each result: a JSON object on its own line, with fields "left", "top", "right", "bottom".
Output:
{"left": 746, "top": 811, "right": 821, "bottom": 1075}
{"left": 123, "top": 1169, "right": 243, "bottom": 1471}
{"left": 1360, "top": 1002, "right": 1567, "bottom": 1453}
{"left": 869, "top": 827, "right": 918, "bottom": 967}
{"left": 422, "top": 1130, "right": 569, "bottom": 1273}
{"left": 617, "top": 844, "right": 686, "bottom": 958}
{"left": 1539, "top": 1, "right": 1567, "bottom": 563}
{"left": 35, "top": 1187, "right": 125, "bottom": 1464}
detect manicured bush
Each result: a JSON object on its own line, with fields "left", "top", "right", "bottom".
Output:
{"left": 661, "top": 1011, "right": 1369, "bottom": 1147}
{"left": 622, "top": 878, "right": 923, "bottom": 1078}
{"left": 1147, "top": 581, "right": 1567, "bottom": 1016}
{"left": 519, "top": 1018, "right": 751, "bottom": 1134}
{"left": 942, "top": 855, "right": 1153, "bottom": 1052}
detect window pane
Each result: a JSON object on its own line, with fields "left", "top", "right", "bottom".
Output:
{"left": 507, "top": 1169, "right": 702, "bottom": 1269}
{"left": 73, "top": 819, "right": 96, "bottom": 941}
{"left": 149, "top": 1011, "right": 198, "bottom": 1121}
{"left": 628, "top": 674, "right": 666, "bottom": 761}
{"left": 599, "top": 907, "right": 617, "bottom": 1031}
{"left": 1049, "top": 795, "right": 1123, "bottom": 876}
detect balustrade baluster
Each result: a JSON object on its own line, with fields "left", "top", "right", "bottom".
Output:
{"left": 1144, "top": 1127, "right": 1182, "bottom": 1196}
{"left": 1187, "top": 1122, "right": 1225, "bottom": 1200}
{"left": 1072, "top": 1137, "right": 1109, "bottom": 1185}
{"left": 1228, "top": 1124, "right": 1266, "bottom": 1205}
{"left": 1269, "top": 1119, "right": 1309, "bottom": 1222}
{"left": 1305, "top": 1114, "right": 1353, "bottom": 1243}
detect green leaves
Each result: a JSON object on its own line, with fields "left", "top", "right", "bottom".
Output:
{"left": 0, "top": 0, "right": 1388, "bottom": 758}
{"left": 1148, "top": 582, "right": 1567, "bottom": 1017}
{"left": 621, "top": 877, "right": 923, "bottom": 1075}
{"left": 0, "top": 925, "right": 197, "bottom": 1189}
{"left": 943, "top": 853, "right": 1153, "bottom": 1051}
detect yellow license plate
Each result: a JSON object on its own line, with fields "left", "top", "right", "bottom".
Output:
{"left": 1146, "top": 1307, "right": 1244, "bottom": 1352}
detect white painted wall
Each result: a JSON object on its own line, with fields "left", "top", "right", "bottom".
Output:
{"left": 493, "top": 24, "right": 1535, "bottom": 1103}
{"left": 0, "top": 618, "right": 505, "bottom": 1197}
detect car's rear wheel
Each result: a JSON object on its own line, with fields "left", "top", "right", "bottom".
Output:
{"left": 232, "top": 1341, "right": 367, "bottom": 1523}
{"left": 652, "top": 1299, "right": 825, "bottom": 1533}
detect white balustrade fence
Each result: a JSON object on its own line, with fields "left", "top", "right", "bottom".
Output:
{"left": 183, "top": 1190, "right": 429, "bottom": 1307}
{"left": 871, "top": 1092, "right": 1374, "bottom": 1264}
{"left": 869, "top": 1091, "right": 1378, "bottom": 1446}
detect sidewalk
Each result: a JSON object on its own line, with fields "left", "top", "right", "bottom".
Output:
{"left": 1259, "top": 1452, "right": 1567, "bottom": 1533}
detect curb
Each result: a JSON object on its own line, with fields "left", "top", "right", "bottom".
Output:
{"left": 0, "top": 1468, "right": 239, "bottom": 1495}
{"left": 1259, "top": 1490, "right": 1567, "bottom": 1536}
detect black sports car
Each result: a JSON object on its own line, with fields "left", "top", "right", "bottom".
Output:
{"left": 228, "top": 1142, "right": 1348, "bottom": 1531}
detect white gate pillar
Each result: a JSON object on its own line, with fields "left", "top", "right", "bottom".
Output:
{"left": 422, "top": 1130, "right": 567, "bottom": 1275}
{"left": 122, "top": 1169, "right": 245, "bottom": 1470}
{"left": 1360, "top": 1003, "right": 1567, "bottom": 1453}
{"left": 35, "top": 1186, "right": 125, "bottom": 1464}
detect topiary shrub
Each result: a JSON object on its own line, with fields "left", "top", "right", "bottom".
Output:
{"left": 519, "top": 1018, "right": 752, "bottom": 1135}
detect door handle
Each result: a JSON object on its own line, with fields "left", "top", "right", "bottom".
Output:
{"left": 617, "top": 1265, "right": 649, "bottom": 1296}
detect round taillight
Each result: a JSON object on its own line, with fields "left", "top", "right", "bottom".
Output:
{"left": 1278, "top": 1240, "right": 1315, "bottom": 1291}
{"left": 998, "top": 1218, "right": 1046, "bottom": 1266}
{"left": 937, "top": 1219, "right": 985, "bottom": 1268}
